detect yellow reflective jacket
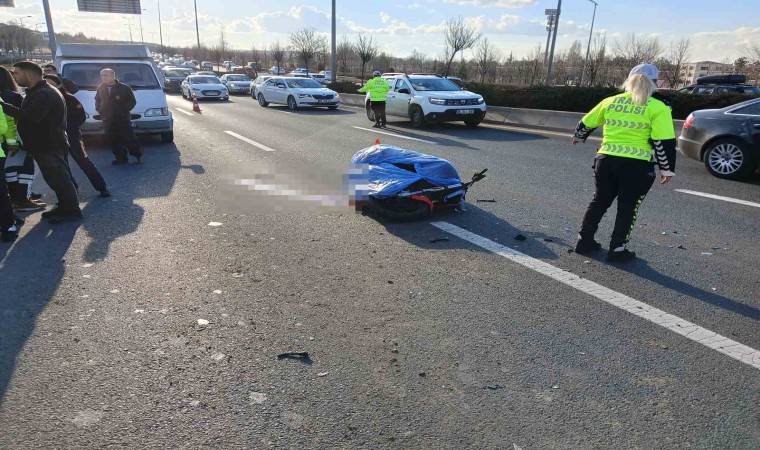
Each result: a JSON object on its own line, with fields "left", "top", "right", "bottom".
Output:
{"left": 581, "top": 92, "right": 675, "bottom": 161}
{"left": 0, "top": 99, "right": 8, "bottom": 158}
{"left": 358, "top": 76, "right": 390, "bottom": 102}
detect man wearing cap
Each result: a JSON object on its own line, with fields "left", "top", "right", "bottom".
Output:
{"left": 570, "top": 64, "right": 677, "bottom": 262}
{"left": 358, "top": 71, "right": 389, "bottom": 129}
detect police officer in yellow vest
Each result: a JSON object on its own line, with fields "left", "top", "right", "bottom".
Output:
{"left": 358, "top": 71, "right": 390, "bottom": 128}
{"left": 0, "top": 98, "right": 19, "bottom": 242}
{"left": 571, "top": 64, "right": 676, "bottom": 262}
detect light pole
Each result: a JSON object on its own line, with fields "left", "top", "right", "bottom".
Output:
{"left": 158, "top": 0, "right": 164, "bottom": 61}
{"left": 194, "top": 0, "right": 201, "bottom": 50}
{"left": 139, "top": 8, "right": 146, "bottom": 43}
{"left": 545, "top": 0, "right": 561, "bottom": 86}
{"left": 330, "top": 0, "right": 337, "bottom": 83}
{"left": 42, "top": 0, "right": 57, "bottom": 56}
{"left": 580, "top": 0, "right": 598, "bottom": 87}
{"left": 125, "top": 17, "right": 134, "bottom": 43}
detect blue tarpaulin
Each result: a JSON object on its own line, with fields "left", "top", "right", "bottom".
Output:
{"left": 350, "top": 145, "right": 462, "bottom": 199}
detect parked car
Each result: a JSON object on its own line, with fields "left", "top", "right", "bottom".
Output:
{"left": 290, "top": 72, "right": 329, "bottom": 85}
{"left": 678, "top": 74, "right": 760, "bottom": 95}
{"left": 162, "top": 67, "right": 193, "bottom": 93}
{"left": 201, "top": 61, "right": 213, "bottom": 70}
{"left": 250, "top": 75, "right": 273, "bottom": 98}
{"left": 364, "top": 74, "right": 486, "bottom": 128}
{"left": 268, "top": 66, "right": 286, "bottom": 75}
{"left": 678, "top": 98, "right": 760, "bottom": 179}
{"left": 196, "top": 71, "right": 216, "bottom": 76}
{"left": 181, "top": 75, "right": 229, "bottom": 101}
{"left": 255, "top": 77, "right": 340, "bottom": 110}
{"left": 219, "top": 74, "right": 253, "bottom": 95}
{"left": 320, "top": 70, "right": 333, "bottom": 81}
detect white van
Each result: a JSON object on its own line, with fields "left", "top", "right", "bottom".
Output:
{"left": 56, "top": 44, "right": 174, "bottom": 142}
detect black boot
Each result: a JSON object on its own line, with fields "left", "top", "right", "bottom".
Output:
{"left": 607, "top": 248, "right": 636, "bottom": 262}
{"left": 575, "top": 239, "right": 602, "bottom": 254}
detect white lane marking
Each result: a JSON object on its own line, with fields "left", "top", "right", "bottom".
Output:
{"left": 233, "top": 178, "right": 349, "bottom": 207}
{"left": 432, "top": 221, "right": 760, "bottom": 372}
{"left": 350, "top": 126, "right": 438, "bottom": 144}
{"left": 340, "top": 105, "right": 361, "bottom": 109}
{"left": 174, "top": 108, "right": 194, "bottom": 116}
{"left": 224, "top": 131, "right": 276, "bottom": 152}
{"left": 675, "top": 189, "right": 760, "bottom": 209}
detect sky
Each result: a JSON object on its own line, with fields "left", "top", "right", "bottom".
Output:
{"left": 4, "top": 0, "right": 759, "bottom": 63}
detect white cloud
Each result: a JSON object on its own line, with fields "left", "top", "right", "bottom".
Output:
{"left": 442, "top": 0, "right": 536, "bottom": 8}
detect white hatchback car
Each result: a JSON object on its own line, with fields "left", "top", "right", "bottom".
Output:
{"left": 181, "top": 75, "right": 229, "bottom": 101}
{"left": 256, "top": 77, "right": 340, "bottom": 110}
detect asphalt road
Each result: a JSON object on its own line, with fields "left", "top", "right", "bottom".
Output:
{"left": 0, "top": 92, "right": 758, "bottom": 449}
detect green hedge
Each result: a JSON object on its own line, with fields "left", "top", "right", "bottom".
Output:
{"left": 328, "top": 79, "right": 757, "bottom": 120}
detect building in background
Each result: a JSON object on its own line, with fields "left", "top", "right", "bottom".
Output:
{"left": 680, "top": 61, "right": 734, "bottom": 86}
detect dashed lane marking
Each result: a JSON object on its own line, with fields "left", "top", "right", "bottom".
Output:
{"left": 223, "top": 131, "right": 276, "bottom": 152}
{"left": 675, "top": 189, "right": 760, "bottom": 209}
{"left": 350, "top": 126, "right": 438, "bottom": 144}
{"left": 174, "top": 108, "right": 195, "bottom": 116}
{"left": 432, "top": 221, "right": 760, "bottom": 372}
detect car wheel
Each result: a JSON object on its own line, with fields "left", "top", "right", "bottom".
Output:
{"left": 703, "top": 138, "right": 753, "bottom": 179}
{"left": 410, "top": 106, "right": 427, "bottom": 128}
{"left": 365, "top": 103, "right": 375, "bottom": 122}
{"left": 287, "top": 96, "right": 298, "bottom": 110}
{"left": 258, "top": 94, "right": 269, "bottom": 107}
{"left": 465, "top": 120, "right": 481, "bottom": 127}
{"left": 161, "top": 131, "right": 174, "bottom": 143}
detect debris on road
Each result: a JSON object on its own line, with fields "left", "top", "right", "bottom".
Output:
{"left": 197, "top": 319, "right": 210, "bottom": 326}
{"left": 249, "top": 392, "right": 267, "bottom": 404}
{"left": 418, "top": 372, "right": 426, "bottom": 377}
{"left": 677, "top": 245, "right": 686, "bottom": 250}
{"left": 476, "top": 199, "right": 496, "bottom": 203}
{"left": 485, "top": 384, "right": 502, "bottom": 390}
{"left": 514, "top": 234, "right": 527, "bottom": 241}
{"left": 701, "top": 252, "right": 713, "bottom": 256}
{"left": 82, "top": 263, "right": 93, "bottom": 268}
{"left": 109, "top": 289, "right": 119, "bottom": 294}
{"left": 317, "top": 372, "right": 329, "bottom": 377}
{"left": 213, "top": 290, "right": 222, "bottom": 295}
{"left": 552, "top": 385, "right": 559, "bottom": 389}
{"left": 208, "top": 222, "right": 223, "bottom": 227}
{"left": 543, "top": 238, "right": 553, "bottom": 242}
{"left": 211, "top": 352, "right": 226, "bottom": 361}
{"left": 429, "top": 237, "right": 450, "bottom": 243}
{"left": 277, "top": 352, "right": 312, "bottom": 364}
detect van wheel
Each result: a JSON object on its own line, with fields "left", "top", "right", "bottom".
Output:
{"left": 366, "top": 103, "right": 375, "bottom": 122}
{"left": 465, "top": 120, "right": 481, "bottom": 127}
{"left": 410, "top": 106, "right": 427, "bottom": 128}
{"left": 161, "top": 131, "right": 174, "bottom": 143}
{"left": 287, "top": 96, "right": 298, "bottom": 110}
{"left": 258, "top": 94, "right": 269, "bottom": 107}
{"left": 703, "top": 138, "right": 753, "bottom": 179}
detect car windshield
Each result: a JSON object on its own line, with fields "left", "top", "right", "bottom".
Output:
{"left": 191, "top": 77, "right": 221, "bottom": 84}
{"left": 164, "top": 69, "right": 191, "bottom": 77}
{"left": 742, "top": 86, "right": 760, "bottom": 94}
{"left": 286, "top": 79, "right": 322, "bottom": 89}
{"left": 409, "top": 78, "right": 462, "bottom": 91}
{"left": 62, "top": 62, "right": 161, "bottom": 90}
{"left": 226, "top": 75, "right": 250, "bottom": 81}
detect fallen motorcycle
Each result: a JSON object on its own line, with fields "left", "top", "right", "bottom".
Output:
{"left": 349, "top": 144, "right": 486, "bottom": 221}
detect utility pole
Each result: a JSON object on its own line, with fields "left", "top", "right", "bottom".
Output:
{"left": 158, "top": 0, "right": 164, "bottom": 60}
{"left": 125, "top": 18, "right": 134, "bottom": 43}
{"left": 42, "top": 0, "right": 57, "bottom": 57}
{"left": 330, "top": 0, "right": 337, "bottom": 83}
{"left": 580, "top": 0, "right": 598, "bottom": 87}
{"left": 194, "top": 0, "right": 201, "bottom": 50}
{"left": 545, "top": 0, "right": 561, "bottom": 86}
{"left": 543, "top": 14, "right": 555, "bottom": 65}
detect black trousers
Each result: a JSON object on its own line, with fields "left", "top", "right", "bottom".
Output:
{"left": 66, "top": 129, "right": 107, "bottom": 192}
{"left": 104, "top": 120, "right": 141, "bottom": 161}
{"left": 371, "top": 101, "right": 387, "bottom": 126}
{"left": 33, "top": 150, "right": 80, "bottom": 213}
{"left": 579, "top": 155, "right": 656, "bottom": 249}
{"left": 0, "top": 157, "right": 15, "bottom": 230}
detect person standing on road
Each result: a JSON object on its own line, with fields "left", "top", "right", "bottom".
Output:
{"left": 0, "top": 96, "right": 19, "bottom": 241}
{"left": 1, "top": 62, "right": 81, "bottom": 224}
{"left": 44, "top": 74, "right": 111, "bottom": 198}
{"left": 95, "top": 68, "right": 142, "bottom": 165}
{"left": 359, "top": 71, "right": 389, "bottom": 129}
{"left": 0, "top": 66, "right": 42, "bottom": 212}
{"left": 571, "top": 64, "right": 676, "bottom": 262}
{"left": 42, "top": 64, "right": 80, "bottom": 94}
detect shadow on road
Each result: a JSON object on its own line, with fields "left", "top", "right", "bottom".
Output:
{"left": 382, "top": 121, "right": 550, "bottom": 145}
{"left": 0, "top": 138, "right": 193, "bottom": 404}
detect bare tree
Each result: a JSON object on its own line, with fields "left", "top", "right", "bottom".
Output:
{"left": 660, "top": 38, "right": 691, "bottom": 88}
{"left": 211, "top": 29, "right": 229, "bottom": 71}
{"left": 527, "top": 44, "right": 543, "bottom": 86}
{"left": 586, "top": 33, "right": 608, "bottom": 86}
{"left": 355, "top": 33, "right": 379, "bottom": 83}
{"left": 443, "top": 16, "right": 481, "bottom": 76}
{"left": 336, "top": 35, "right": 354, "bottom": 74}
{"left": 269, "top": 40, "right": 286, "bottom": 72}
{"left": 613, "top": 33, "right": 663, "bottom": 66}
{"left": 475, "top": 37, "right": 498, "bottom": 83}
{"left": 289, "top": 27, "right": 326, "bottom": 74}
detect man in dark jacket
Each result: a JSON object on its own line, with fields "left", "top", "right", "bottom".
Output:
{"left": 1, "top": 61, "right": 81, "bottom": 224}
{"left": 42, "top": 64, "right": 79, "bottom": 94}
{"left": 95, "top": 68, "right": 142, "bottom": 165}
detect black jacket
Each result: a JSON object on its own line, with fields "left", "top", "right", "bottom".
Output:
{"left": 61, "top": 77, "right": 79, "bottom": 95}
{"left": 61, "top": 90, "right": 87, "bottom": 134}
{"left": 95, "top": 80, "right": 137, "bottom": 122}
{"left": 1, "top": 80, "right": 68, "bottom": 155}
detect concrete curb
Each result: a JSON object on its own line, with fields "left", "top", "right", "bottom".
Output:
{"left": 340, "top": 93, "right": 685, "bottom": 135}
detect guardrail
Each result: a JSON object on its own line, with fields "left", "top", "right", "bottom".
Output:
{"left": 340, "top": 93, "right": 685, "bottom": 135}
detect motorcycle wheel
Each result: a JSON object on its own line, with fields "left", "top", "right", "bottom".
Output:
{"left": 369, "top": 197, "right": 431, "bottom": 222}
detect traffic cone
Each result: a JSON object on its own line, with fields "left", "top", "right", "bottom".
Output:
{"left": 192, "top": 96, "right": 202, "bottom": 113}
{"left": 375, "top": 138, "right": 380, "bottom": 145}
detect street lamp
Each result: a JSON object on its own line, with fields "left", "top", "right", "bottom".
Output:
{"left": 194, "top": 0, "right": 201, "bottom": 50}
{"left": 157, "top": 0, "right": 164, "bottom": 61}
{"left": 545, "top": 0, "right": 561, "bottom": 86}
{"left": 580, "top": 0, "right": 598, "bottom": 87}
{"left": 330, "top": 0, "right": 337, "bottom": 83}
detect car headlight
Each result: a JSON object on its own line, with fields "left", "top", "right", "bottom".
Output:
{"left": 477, "top": 97, "right": 485, "bottom": 104}
{"left": 429, "top": 98, "right": 446, "bottom": 105}
{"left": 298, "top": 93, "right": 312, "bottom": 98}
{"left": 144, "top": 108, "right": 169, "bottom": 117}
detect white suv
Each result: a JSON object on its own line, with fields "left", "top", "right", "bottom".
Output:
{"left": 364, "top": 75, "right": 486, "bottom": 128}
